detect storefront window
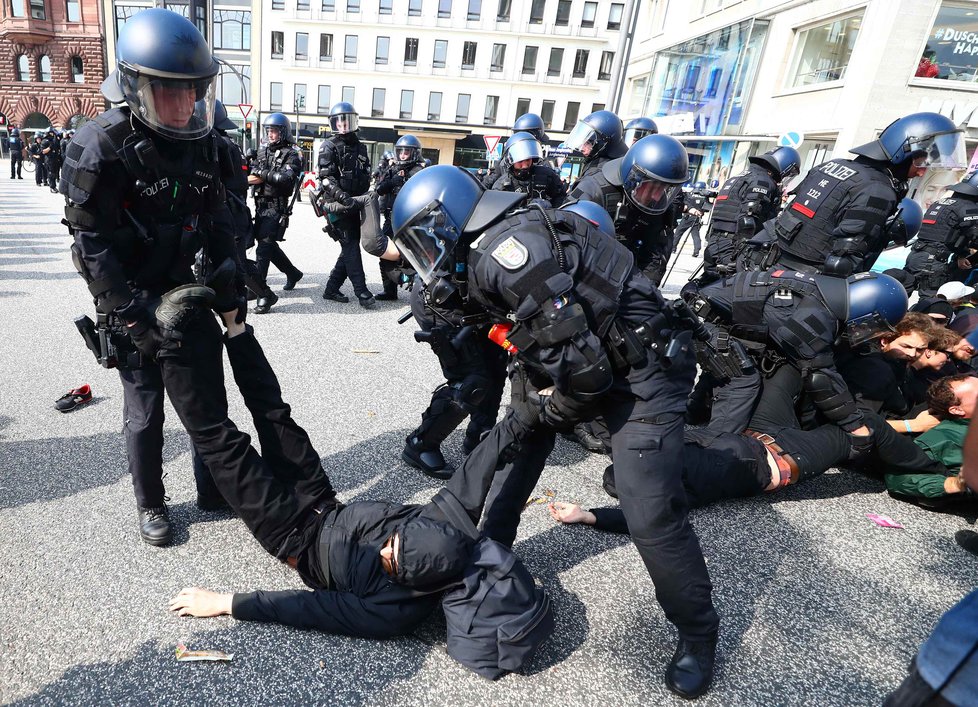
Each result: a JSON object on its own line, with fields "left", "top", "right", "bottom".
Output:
{"left": 917, "top": 2, "right": 978, "bottom": 81}
{"left": 788, "top": 13, "right": 862, "bottom": 88}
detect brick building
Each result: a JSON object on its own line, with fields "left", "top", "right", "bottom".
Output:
{"left": 0, "top": 0, "right": 106, "bottom": 134}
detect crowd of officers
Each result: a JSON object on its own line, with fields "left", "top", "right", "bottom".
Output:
{"left": 6, "top": 126, "right": 74, "bottom": 192}
{"left": 47, "top": 8, "right": 978, "bottom": 702}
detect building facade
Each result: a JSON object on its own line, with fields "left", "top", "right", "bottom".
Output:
{"left": 0, "top": 0, "right": 106, "bottom": 135}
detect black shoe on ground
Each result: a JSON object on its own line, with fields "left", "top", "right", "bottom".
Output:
{"left": 253, "top": 291, "right": 279, "bottom": 314}
{"left": 196, "top": 492, "right": 231, "bottom": 512}
{"left": 322, "top": 289, "right": 349, "bottom": 303}
{"left": 402, "top": 437, "right": 455, "bottom": 480}
{"left": 138, "top": 506, "right": 172, "bottom": 546}
{"left": 692, "top": 252, "right": 700, "bottom": 258}
{"left": 563, "top": 422, "right": 609, "bottom": 453}
{"left": 283, "top": 270, "right": 304, "bottom": 291}
{"left": 955, "top": 529, "right": 978, "bottom": 557}
{"left": 602, "top": 464, "right": 619, "bottom": 499}
{"left": 50, "top": 187, "right": 58, "bottom": 193}
{"left": 156, "top": 284, "right": 216, "bottom": 333}
{"left": 55, "top": 384, "right": 93, "bottom": 413}
{"left": 374, "top": 292, "right": 399, "bottom": 301}
{"left": 665, "top": 638, "right": 716, "bottom": 700}
{"left": 357, "top": 292, "right": 376, "bottom": 308}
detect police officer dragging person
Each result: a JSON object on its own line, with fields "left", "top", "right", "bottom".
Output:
{"left": 60, "top": 8, "right": 273, "bottom": 545}
{"left": 483, "top": 112, "right": 549, "bottom": 189}
{"left": 570, "top": 134, "right": 687, "bottom": 287}
{"left": 773, "top": 112, "right": 963, "bottom": 278}
{"left": 249, "top": 112, "right": 304, "bottom": 314}
{"left": 8, "top": 127, "right": 24, "bottom": 179}
{"left": 623, "top": 116, "right": 658, "bottom": 146}
{"left": 391, "top": 165, "right": 721, "bottom": 698}
{"left": 41, "top": 128, "right": 62, "bottom": 193}
{"left": 674, "top": 181, "right": 713, "bottom": 259}
{"left": 491, "top": 131, "right": 566, "bottom": 207}
{"left": 316, "top": 101, "right": 375, "bottom": 307}
{"left": 700, "top": 146, "right": 799, "bottom": 284}
{"left": 373, "top": 134, "right": 425, "bottom": 301}
{"left": 903, "top": 171, "right": 978, "bottom": 297}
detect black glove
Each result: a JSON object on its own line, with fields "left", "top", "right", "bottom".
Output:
{"left": 847, "top": 428, "right": 875, "bottom": 460}
{"left": 126, "top": 318, "right": 165, "bottom": 361}
{"left": 508, "top": 363, "right": 544, "bottom": 429}
{"left": 540, "top": 390, "right": 590, "bottom": 432}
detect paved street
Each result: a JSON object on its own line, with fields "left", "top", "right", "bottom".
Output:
{"left": 1, "top": 166, "right": 976, "bottom": 706}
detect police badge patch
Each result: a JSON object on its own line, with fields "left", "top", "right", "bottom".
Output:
{"left": 491, "top": 237, "right": 529, "bottom": 270}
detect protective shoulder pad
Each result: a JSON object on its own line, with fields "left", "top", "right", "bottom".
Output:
{"left": 601, "top": 158, "right": 624, "bottom": 186}
{"left": 61, "top": 109, "right": 126, "bottom": 206}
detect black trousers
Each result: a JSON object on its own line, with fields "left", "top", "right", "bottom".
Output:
{"left": 34, "top": 159, "right": 46, "bottom": 185}
{"left": 674, "top": 215, "right": 702, "bottom": 255}
{"left": 325, "top": 222, "right": 370, "bottom": 297}
{"left": 904, "top": 247, "right": 951, "bottom": 299}
{"left": 10, "top": 154, "right": 22, "bottom": 178}
{"left": 254, "top": 208, "right": 300, "bottom": 287}
{"left": 45, "top": 158, "right": 60, "bottom": 190}
{"left": 483, "top": 349, "right": 720, "bottom": 642}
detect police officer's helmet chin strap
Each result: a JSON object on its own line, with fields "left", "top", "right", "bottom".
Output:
{"left": 525, "top": 201, "right": 567, "bottom": 271}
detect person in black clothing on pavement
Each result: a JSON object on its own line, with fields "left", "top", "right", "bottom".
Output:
{"left": 41, "top": 128, "right": 62, "bottom": 193}
{"left": 373, "top": 134, "right": 425, "bottom": 301}
{"left": 491, "top": 131, "right": 566, "bottom": 207}
{"left": 249, "top": 112, "right": 305, "bottom": 314}
{"left": 29, "top": 135, "right": 47, "bottom": 186}
{"left": 8, "top": 128, "right": 24, "bottom": 179}
{"left": 674, "top": 181, "right": 713, "bottom": 258}
{"left": 317, "top": 101, "right": 376, "bottom": 308}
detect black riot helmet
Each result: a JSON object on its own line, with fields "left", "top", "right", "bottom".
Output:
{"left": 513, "top": 113, "right": 548, "bottom": 143}
{"left": 564, "top": 110, "right": 627, "bottom": 164}
{"left": 949, "top": 171, "right": 978, "bottom": 198}
{"left": 618, "top": 135, "right": 689, "bottom": 215}
{"left": 262, "top": 112, "right": 293, "bottom": 145}
{"left": 749, "top": 146, "right": 801, "bottom": 182}
{"left": 886, "top": 197, "right": 924, "bottom": 243}
{"left": 10, "top": 128, "right": 19, "bottom": 138}
{"left": 816, "top": 271, "right": 909, "bottom": 347}
{"left": 213, "top": 100, "right": 238, "bottom": 132}
{"left": 503, "top": 131, "right": 544, "bottom": 180}
{"left": 850, "top": 112, "right": 964, "bottom": 169}
{"left": 560, "top": 199, "right": 616, "bottom": 239}
{"left": 623, "top": 117, "right": 658, "bottom": 146}
{"left": 395, "top": 134, "right": 422, "bottom": 167}
{"left": 101, "top": 8, "right": 219, "bottom": 141}
{"left": 329, "top": 102, "right": 359, "bottom": 134}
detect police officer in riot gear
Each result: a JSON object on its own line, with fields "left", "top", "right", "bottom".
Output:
{"left": 250, "top": 112, "right": 304, "bottom": 313}
{"left": 317, "top": 101, "right": 375, "bottom": 307}
{"left": 674, "top": 181, "right": 713, "bottom": 258}
{"left": 59, "top": 8, "right": 262, "bottom": 545}
{"left": 774, "top": 112, "right": 964, "bottom": 277}
{"left": 392, "top": 165, "right": 720, "bottom": 698}
{"left": 700, "top": 146, "right": 799, "bottom": 284}
{"left": 29, "top": 135, "right": 46, "bottom": 186}
{"left": 563, "top": 109, "right": 628, "bottom": 182}
{"left": 41, "top": 128, "right": 62, "bottom": 193}
{"left": 373, "top": 134, "right": 425, "bottom": 301}
{"left": 8, "top": 128, "right": 24, "bottom": 179}
{"left": 491, "top": 132, "right": 566, "bottom": 207}
{"left": 903, "top": 171, "right": 978, "bottom": 296}
{"left": 482, "top": 112, "right": 550, "bottom": 190}
{"left": 623, "top": 117, "right": 658, "bottom": 146}
{"left": 570, "top": 134, "right": 687, "bottom": 287}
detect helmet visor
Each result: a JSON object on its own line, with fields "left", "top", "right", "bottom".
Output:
{"left": 396, "top": 146, "right": 419, "bottom": 163}
{"left": 911, "top": 129, "right": 966, "bottom": 168}
{"left": 394, "top": 204, "right": 454, "bottom": 284}
{"left": 844, "top": 311, "right": 895, "bottom": 347}
{"left": 330, "top": 112, "right": 359, "bottom": 134}
{"left": 507, "top": 138, "right": 543, "bottom": 165}
{"left": 121, "top": 73, "right": 216, "bottom": 140}
{"left": 623, "top": 164, "right": 680, "bottom": 215}
{"left": 564, "top": 122, "right": 603, "bottom": 157}
{"left": 624, "top": 127, "right": 653, "bottom": 146}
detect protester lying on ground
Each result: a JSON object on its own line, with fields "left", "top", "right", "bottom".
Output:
{"left": 903, "top": 328, "right": 965, "bottom": 417}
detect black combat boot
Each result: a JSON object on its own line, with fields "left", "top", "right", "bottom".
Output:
{"left": 283, "top": 269, "right": 303, "bottom": 291}
{"left": 402, "top": 436, "right": 455, "bottom": 480}
{"left": 322, "top": 289, "right": 349, "bottom": 303}
{"left": 253, "top": 291, "right": 279, "bottom": 314}
{"left": 138, "top": 506, "right": 172, "bottom": 546}
{"left": 562, "top": 422, "right": 610, "bottom": 453}
{"left": 665, "top": 637, "right": 717, "bottom": 699}
{"left": 357, "top": 292, "right": 376, "bottom": 309}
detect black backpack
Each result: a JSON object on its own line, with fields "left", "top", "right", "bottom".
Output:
{"left": 431, "top": 489, "right": 554, "bottom": 680}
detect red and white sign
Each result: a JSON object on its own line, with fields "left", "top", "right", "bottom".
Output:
{"left": 302, "top": 171, "right": 318, "bottom": 190}
{"left": 238, "top": 103, "right": 253, "bottom": 120}
{"left": 483, "top": 135, "right": 502, "bottom": 154}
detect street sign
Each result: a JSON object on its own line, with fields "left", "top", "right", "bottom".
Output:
{"left": 778, "top": 131, "right": 804, "bottom": 149}
{"left": 238, "top": 103, "right": 253, "bottom": 120}
{"left": 483, "top": 135, "right": 502, "bottom": 154}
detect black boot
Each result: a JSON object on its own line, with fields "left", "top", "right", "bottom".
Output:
{"left": 562, "top": 422, "right": 609, "bottom": 453}
{"left": 138, "top": 506, "right": 172, "bottom": 546}
{"left": 322, "top": 289, "right": 349, "bottom": 303}
{"left": 357, "top": 292, "right": 376, "bottom": 309}
{"left": 283, "top": 269, "right": 304, "bottom": 291}
{"left": 156, "top": 284, "right": 215, "bottom": 333}
{"left": 253, "top": 291, "right": 279, "bottom": 314}
{"left": 402, "top": 436, "right": 455, "bottom": 480}
{"left": 665, "top": 638, "right": 717, "bottom": 699}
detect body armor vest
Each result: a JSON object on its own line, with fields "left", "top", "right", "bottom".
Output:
{"left": 915, "top": 196, "right": 978, "bottom": 252}
{"left": 380, "top": 162, "right": 423, "bottom": 215}
{"left": 321, "top": 136, "right": 370, "bottom": 196}
{"left": 493, "top": 164, "right": 562, "bottom": 204}
{"left": 255, "top": 143, "right": 300, "bottom": 204}
{"left": 709, "top": 164, "right": 778, "bottom": 237}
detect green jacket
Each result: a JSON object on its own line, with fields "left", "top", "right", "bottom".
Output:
{"left": 884, "top": 418, "right": 967, "bottom": 499}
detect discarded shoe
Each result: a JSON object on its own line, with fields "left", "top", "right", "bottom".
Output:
{"left": 55, "top": 384, "right": 93, "bottom": 413}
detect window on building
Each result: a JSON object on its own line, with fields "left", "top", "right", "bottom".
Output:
{"left": 456, "top": 93, "right": 470, "bottom": 122}
{"left": 496, "top": 0, "right": 510, "bottom": 21}
{"left": 467, "top": 0, "right": 480, "bottom": 20}
{"left": 522, "top": 46, "right": 538, "bottom": 74}
{"left": 515, "top": 97, "right": 530, "bottom": 121}
{"left": 788, "top": 13, "right": 862, "bottom": 87}
{"left": 599, "top": 50, "right": 613, "bottom": 80}
{"left": 581, "top": 1, "right": 596, "bottom": 27}
{"left": 294, "top": 83, "right": 306, "bottom": 112}
{"left": 10, "top": 0, "right": 25, "bottom": 17}
{"left": 342, "top": 85, "right": 354, "bottom": 104}
{"left": 29, "top": 0, "right": 45, "bottom": 19}
{"left": 700, "top": 0, "right": 721, "bottom": 14}
{"left": 376, "top": 36, "right": 390, "bottom": 64}
{"left": 548, "top": 48, "right": 563, "bottom": 76}
{"left": 219, "top": 63, "right": 250, "bottom": 105}
{"left": 408, "top": 0, "right": 421, "bottom": 16}
{"left": 540, "top": 100, "right": 554, "bottom": 128}
{"left": 344, "top": 34, "right": 358, "bottom": 63}
{"left": 320, "top": 33, "right": 333, "bottom": 60}
{"left": 433, "top": 39, "right": 448, "bottom": 68}
{"left": 608, "top": 3, "right": 624, "bottom": 30}
{"left": 348, "top": 0, "right": 360, "bottom": 12}
{"left": 379, "top": 0, "right": 392, "bottom": 13}
{"left": 563, "top": 101, "right": 580, "bottom": 131}
{"left": 70, "top": 55, "right": 83, "bottom": 82}
{"left": 270, "top": 82, "right": 283, "bottom": 111}
{"left": 317, "top": 85, "right": 331, "bottom": 114}
{"left": 214, "top": 11, "right": 251, "bottom": 51}
{"left": 462, "top": 41, "right": 477, "bottom": 69}
{"left": 438, "top": 0, "right": 450, "bottom": 18}
{"left": 322, "top": 0, "right": 334, "bottom": 9}
{"left": 15, "top": 55, "right": 29, "bottom": 81}
{"left": 38, "top": 55, "right": 51, "bottom": 82}
{"left": 573, "top": 49, "right": 589, "bottom": 77}
{"left": 915, "top": 3, "right": 978, "bottom": 81}
{"left": 66, "top": 0, "right": 80, "bottom": 21}
{"left": 484, "top": 95, "right": 498, "bottom": 125}
{"left": 296, "top": 33, "right": 309, "bottom": 60}
{"left": 556, "top": 0, "right": 570, "bottom": 26}
{"left": 114, "top": 5, "right": 144, "bottom": 37}
{"left": 529, "top": 0, "right": 544, "bottom": 24}
{"left": 271, "top": 31, "right": 284, "bottom": 59}
{"left": 591, "top": 102, "right": 604, "bottom": 113}
{"left": 400, "top": 89, "right": 414, "bottom": 119}
{"left": 298, "top": 0, "right": 309, "bottom": 11}
{"left": 490, "top": 43, "right": 505, "bottom": 71}
{"left": 272, "top": 0, "right": 283, "bottom": 10}
{"left": 405, "top": 37, "right": 419, "bottom": 65}
{"left": 372, "top": 87, "right": 385, "bottom": 116}
{"left": 428, "top": 91, "right": 442, "bottom": 120}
